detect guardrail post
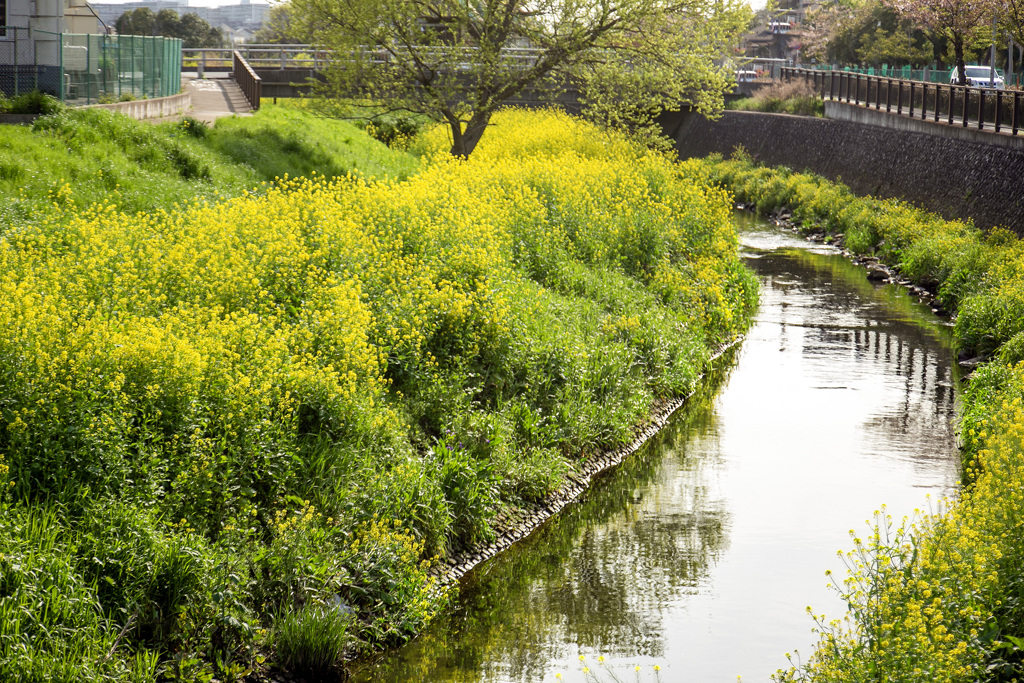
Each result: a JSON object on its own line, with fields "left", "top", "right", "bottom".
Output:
{"left": 996, "top": 90, "right": 1003, "bottom": 132}
{"left": 948, "top": 86, "right": 955, "bottom": 125}
{"left": 896, "top": 79, "right": 903, "bottom": 114}
{"left": 921, "top": 83, "right": 927, "bottom": 119}
{"left": 909, "top": 81, "right": 915, "bottom": 117}
{"left": 1014, "top": 91, "right": 1020, "bottom": 135}
{"left": 934, "top": 84, "right": 940, "bottom": 122}
{"left": 977, "top": 89, "right": 984, "bottom": 129}
{"left": 962, "top": 87, "right": 969, "bottom": 127}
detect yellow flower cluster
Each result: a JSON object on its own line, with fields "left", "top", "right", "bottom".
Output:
{"left": 0, "top": 108, "right": 758, "bottom": 656}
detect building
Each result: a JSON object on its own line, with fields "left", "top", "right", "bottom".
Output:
{"left": 741, "top": 0, "right": 819, "bottom": 63}
{"left": 2, "top": 0, "right": 180, "bottom": 103}
{"left": 89, "top": 0, "right": 269, "bottom": 32}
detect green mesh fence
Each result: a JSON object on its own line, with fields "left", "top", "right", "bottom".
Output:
{"left": 62, "top": 33, "right": 182, "bottom": 105}
{"left": 1, "top": 28, "right": 181, "bottom": 104}
{"left": 807, "top": 63, "right": 968, "bottom": 84}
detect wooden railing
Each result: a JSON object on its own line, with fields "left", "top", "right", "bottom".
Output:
{"left": 232, "top": 51, "right": 262, "bottom": 111}
{"left": 782, "top": 67, "right": 1024, "bottom": 136}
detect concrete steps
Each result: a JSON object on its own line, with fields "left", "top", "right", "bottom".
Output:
{"left": 185, "top": 76, "right": 253, "bottom": 124}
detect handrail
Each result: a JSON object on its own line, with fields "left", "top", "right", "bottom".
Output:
{"left": 232, "top": 50, "right": 262, "bottom": 111}
{"left": 185, "top": 44, "right": 554, "bottom": 72}
{"left": 782, "top": 66, "right": 1022, "bottom": 137}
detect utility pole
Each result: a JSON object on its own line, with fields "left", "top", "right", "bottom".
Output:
{"left": 991, "top": 13, "right": 998, "bottom": 85}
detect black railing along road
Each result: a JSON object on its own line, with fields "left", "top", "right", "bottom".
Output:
{"left": 782, "top": 67, "right": 1023, "bottom": 136}
{"left": 232, "top": 51, "right": 262, "bottom": 111}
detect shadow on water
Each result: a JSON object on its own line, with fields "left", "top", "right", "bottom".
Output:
{"left": 353, "top": 364, "right": 736, "bottom": 682}
{"left": 352, "top": 215, "right": 961, "bottom": 683}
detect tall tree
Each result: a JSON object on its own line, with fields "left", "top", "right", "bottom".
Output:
{"left": 252, "top": 1, "right": 308, "bottom": 43}
{"left": 886, "top": 0, "right": 999, "bottom": 83}
{"left": 292, "top": 0, "right": 751, "bottom": 157}
{"left": 115, "top": 7, "right": 156, "bottom": 36}
{"left": 116, "top": 7, "right": 223, "bottom": 47}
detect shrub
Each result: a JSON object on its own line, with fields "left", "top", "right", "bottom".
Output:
{"left": 7, "top": 90, "right": 63, "bottom": 115}
{"left": 729, "top": 79, "right": 824, "bottom": 117}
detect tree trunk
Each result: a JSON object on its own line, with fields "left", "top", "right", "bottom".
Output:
{"left": 954, "top": 34, "right": 967, "bottom": 86}
{"left": 448, "top": 112, "right": 493, "bottom": 158}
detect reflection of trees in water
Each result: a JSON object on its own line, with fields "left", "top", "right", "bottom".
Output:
{"left": 749, "top": 248, "right": 958, "bottom": 474}
{"left": 358, "top": 242, "right": 961, "bottom": 683}
{"left": 353, "top": 362, "right": 736, "bottom": 682}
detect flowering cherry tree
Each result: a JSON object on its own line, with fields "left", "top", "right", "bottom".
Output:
{"left": 885, "top": 0, "right": 999, "bottom": 83}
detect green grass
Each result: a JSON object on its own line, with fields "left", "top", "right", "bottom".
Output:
{"left": 0, "top": 102, "right": 419, "bottom": 229}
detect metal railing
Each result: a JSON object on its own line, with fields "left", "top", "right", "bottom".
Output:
{"left": 184, "top": 44, "right": 549, "bottom": 73}
{"left": 232, "top": 50, "right": 261, "bottom": 110}
{"left": 783, "top": 67, "right": 1024, "bottom": 136}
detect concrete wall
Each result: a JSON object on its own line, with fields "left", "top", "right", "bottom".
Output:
{"left": 665, "top": 109, "right": 1024, "bottom": 234}
{"left": 85, "top": 91, "right": 190, "bottom": 119}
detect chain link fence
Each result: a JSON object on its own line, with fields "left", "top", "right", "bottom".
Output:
{"left": 2, "top": 27, "right": 181, "bottom": 105}
{"left": 0, "top": 27, "right": 62, "bottom": 98}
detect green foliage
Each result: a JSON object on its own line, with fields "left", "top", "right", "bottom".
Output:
{"left": 0, "top": 104, "right": 417, "bottom": 228}
{"left": 0, "top": 108, "right": 756, "bottom": 677}
{"left": 273, "top": 602, "right": 353, "bottom": 676}
{"left": 365, "top": 113, "right": 425, "bottom": 147}
{"left": 294, "top": 0, "right": 751, "bottom": 156}
{"left": 699, "top": 153, "right": 1024, "bottom": 683}
{"left": 3, "top": 91, "right": 63, "bottom": 115}
{"left": 116, "top": 7, "right": 224, "bottom": 48}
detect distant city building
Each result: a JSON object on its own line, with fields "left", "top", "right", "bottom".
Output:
{"left": 741, "top": 0, "right": 817, "bottom": 63}
{"left": 90, "top": 0, "right": 268, "bottom": 31}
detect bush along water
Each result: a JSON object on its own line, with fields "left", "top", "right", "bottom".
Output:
{"left": 695, "top": 151, "right": 1024, "bottom": 682}
{"left": 0, "top": 108, "right": 757, "bottom": 680}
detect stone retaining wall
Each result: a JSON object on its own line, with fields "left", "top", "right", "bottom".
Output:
{"left": 664, "top": 109, "right": 1024, "bottom": 235}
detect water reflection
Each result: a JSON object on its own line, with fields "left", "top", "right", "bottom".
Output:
{"left": 353, "top": 218, "right": 961, "bottom": 683}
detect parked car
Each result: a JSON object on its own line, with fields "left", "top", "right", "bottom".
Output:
{"left": 949, "top": 65, "right": 1005, "bottom": 88}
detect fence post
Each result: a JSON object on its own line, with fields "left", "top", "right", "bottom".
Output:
{"left": 909, "top": 81, "right": 915, "bottom": 117}
{"left": 1014, "top": 91, "right": 1020, "bottom": 135}
{"left": 977, "top": 89, "right": 985, "bottom": 129}
{"left": 996, "top": 90, "right": 1003, "bottom": 132}
{"left": 897, "top": 79, "right": 903, "bottom": 114}
{"left": 962, "top": 87, "right": 969, "bottom": 127}
{"left": 934, "top": 84, "right": 940, "bottom": 122}
{"left": 948, "top": 85, "right": 955, "bottom": 125}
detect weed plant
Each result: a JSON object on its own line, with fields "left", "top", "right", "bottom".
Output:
{"left": 0, "top": 108, "right": 756, "bottom": 678}
{"left": 695, "top": 152, "right": 1024, "bottom": 681}
{"left": 728, "top": 80, "right": 825, "bottom": 117}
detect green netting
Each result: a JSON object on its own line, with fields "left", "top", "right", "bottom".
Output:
{"left": 61, "top": 33, "right": 181, "bottom": 106}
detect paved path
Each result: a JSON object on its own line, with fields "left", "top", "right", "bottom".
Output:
{"left": 183, "top": 74, "right": 253, "bottom": 124}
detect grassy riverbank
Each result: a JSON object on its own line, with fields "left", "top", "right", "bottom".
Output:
{"left": 696, "top": 152, "right": 1024, "bottom": 682}
{"left": 0, "top": 108, "right": 756, "bottom": 680}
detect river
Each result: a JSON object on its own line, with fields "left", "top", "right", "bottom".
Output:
{"left": 352, "top": 215, "right": 962, "bottom": 682}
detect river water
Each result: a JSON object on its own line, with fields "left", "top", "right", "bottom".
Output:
{"left": 352, "top": 216, "right": 962, "bottom": 682}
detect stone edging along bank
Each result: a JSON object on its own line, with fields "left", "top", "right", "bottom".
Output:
{"left": 430, "top": 339, "right": 742, "bottom": 588}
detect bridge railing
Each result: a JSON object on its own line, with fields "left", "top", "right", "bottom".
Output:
{"left": 232, "top": 50, "right": 261, "bottom": 110}
{"left": 782, "top": 66, "right": 1024, "bottom": 136}
{"left": 183, "top": 44, "right": 550, "bottom": 73}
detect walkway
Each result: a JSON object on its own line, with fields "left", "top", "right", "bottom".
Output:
{"left": 182, "top": 72, "right": 253, "bottom": 124}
